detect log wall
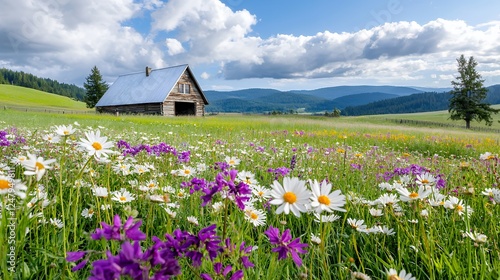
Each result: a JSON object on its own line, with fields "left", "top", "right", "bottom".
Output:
{"left": 163, "top": 71, "right": 205, "bottom": 116}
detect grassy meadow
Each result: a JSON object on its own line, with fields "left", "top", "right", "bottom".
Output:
{"left": 1, "top": 108, "right": 500, "bottom": 280}
{"left": 0, "top": 85, "right": 91, "bottom": 112}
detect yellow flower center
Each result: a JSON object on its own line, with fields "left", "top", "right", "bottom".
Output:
{"left": 258, "top": 191, "right": 264, "bottom": 197}
{"left": 456, "top": 205, "right": 464, "bottom": 211}
{"left": 35, "top": 161, "right": 45, "bottom": 170}
{"left": 283, "top": 192, "right": 297, "bottom": 203}
{"left": 88, "top": 209, "right": 94, "bottom": 215}
{"left": 148, "top": 183, "right": 155, "bottom": 188}
{"left": 64, "top": 130, "right": 70, "bottom": 135}
{"left": 178, "top": 192, "right": 184, "bottom": 197}
{"left": 250, "top": 212, "right": 258, "bottom": 220}
{"left": 119, "top": 196, "right": 127, "bottom": 201}
{"left": 355, "top": 153, "right": 362, "bottom": 158}
{"left": 337, "top": 148, "right": 345, "bottom": 154}
{"left": 409, "top": 192, "right": 419, "bottom": 199}
{"left": 0, "top": 179, "right": 12, "bottom": 190}
{"left": 92, "top": 142, "right": 102, "bottom": 150}
{"left": 184, "top": 169, "right": 191, "bottom": 175}
{"left": 402, "top": 152, "right": 411, "bottom": 157}
{"left": 229, "top": 160, "right": 235, "bottom": 165}
{"left": 318, "top": 195, "right": 331, "bottom": 206}
{"left": 421, "top": 179, "right": 429, "bottom": 184}
{"left": 389, "top": 275, "right": 402, "bottom": 280}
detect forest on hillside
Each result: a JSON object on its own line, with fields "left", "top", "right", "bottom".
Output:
{"left": 0, "top": 68, "right": 85, "bottom": 100}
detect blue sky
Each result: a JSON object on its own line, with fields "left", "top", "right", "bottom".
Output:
{"left": 1, "top": 0, "right": 500, "bottom": 91}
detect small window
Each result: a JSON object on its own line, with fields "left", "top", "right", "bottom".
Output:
{"left": 179, "top": 84, "right": 190, "bottom": 94}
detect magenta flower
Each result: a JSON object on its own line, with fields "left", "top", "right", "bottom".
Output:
{"left": 264, "top": 226, "right": 308, "bottom": 267}
{"left": 91, "top": 215, "right": 146, "bottom": 241}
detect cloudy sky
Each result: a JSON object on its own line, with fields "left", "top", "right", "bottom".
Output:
{"left": 1, "top": 0, "right": 500, "bottom": 91}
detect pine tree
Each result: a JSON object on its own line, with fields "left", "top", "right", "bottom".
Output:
{"left": 83, "top": 66, "right": 108, "bottom": 108}
{"left": 448, "top": 55, "right": 499, "bottom": 129}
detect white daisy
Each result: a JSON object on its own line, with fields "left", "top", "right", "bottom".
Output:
{"left": 415, "top": 172, "right": 436, "bottom": 188}
{"left": 396, "top": 185, "right": 432, "bottom": 202}
{"left": 244, "top": 207, "right": 266, "bottom": 227}
{"left": 309, "top": 179, "right": 346, "bottom": 213}
{"left": 42, "top": 133, "right": 60, "bottom": 143}
{"left": 310, "top": 233, "right": 322, "bottom": 245}
{"left": 269, "top": 176, "right": 311, "bottom": 217}
{"left": 78, "top": 129, "right": 114, "bottom": 159}
{"left": 465, "top": 231, "right": 488, "bottom": 243}
{"left": 225, "top": 156, "right": 240, "bottom": 166}
{"left": 313, "top": 213, "right": 341, "bottom": 223}
{"left": 386, "top": 268, "right": 416, "bottom": 280}
{"left": 187, "top": 216, "right": 199, "bottom": 226}
{"left": 92, "top": 187, "right": 109, "bottom": 197}
{"left": 22, "top": 153, "right": 56, "bottom": 181}
{"left": 237, "top": 171, "right": 258, "bottom": 186}
{"left": 251, "top": 185, "right": 272, "bottom": 200}
{"left": 54, "top": 124, "right": 76, "bottom": 136}
{"left": 0, "top": 175, "right": 28, "bottom": 199}
{"left": 347, "top": 218, "right": 367, "bottom": 232}
{"left": 50, "top": 218, "right": 64, "bottom": 228}
{"left": 479, "top": 152, "right": 495, "bottom": 160}
{"left": 81, "top": 208, "right": 95, "bottom": 219}
{"left": 369, "top": 208, "right": 383, "bottom": 217}
{"left": 111, "top": 188, "right": 136, "bottom": 203}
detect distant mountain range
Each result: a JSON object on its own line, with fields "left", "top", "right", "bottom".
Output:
{"left": 204, "top": 85, "right": 453, "bottom": 114}
{"left": 205, "top": 85, "right": 500, "bottom": 115}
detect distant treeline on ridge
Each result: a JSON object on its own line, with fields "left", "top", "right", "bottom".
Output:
{"left": 0, "top": 68, "right": 85, "bottom": 101}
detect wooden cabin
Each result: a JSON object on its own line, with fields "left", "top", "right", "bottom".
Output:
{"left": 95, "top": 65, "right": 208, "bottom": 116}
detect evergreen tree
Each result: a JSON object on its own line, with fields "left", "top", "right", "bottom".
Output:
{"left": 83, "top": 66, "right": 108, "bottom": 108}
{"left": 448, "top": 55, "right": 499, "bottom": 129}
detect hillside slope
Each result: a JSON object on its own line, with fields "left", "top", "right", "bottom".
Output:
{"left": 0, "top": 84, "right": 90, "bottom": 110}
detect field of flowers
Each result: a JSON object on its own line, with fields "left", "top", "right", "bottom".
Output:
{"left": 1, "top": 111, "right": 499, "bottom": 280}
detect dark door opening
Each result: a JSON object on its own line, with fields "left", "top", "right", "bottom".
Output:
{"left": 175, "top": 102, "right": 196, "bottom": 116}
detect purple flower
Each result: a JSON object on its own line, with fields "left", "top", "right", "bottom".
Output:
{"left": 264, "top": 226, "right": 308, "bottom": 267}
{"left": 91, "top": 215, "right": 146, "bottom": 241}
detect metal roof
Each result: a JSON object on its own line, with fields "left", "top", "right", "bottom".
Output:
{"left": 96, "top": 64, "right": 208, "bottom": 107}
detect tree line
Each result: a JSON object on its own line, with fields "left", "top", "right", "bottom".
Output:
{"left": 0, "top": 68, "right": 86, "bottom": 101}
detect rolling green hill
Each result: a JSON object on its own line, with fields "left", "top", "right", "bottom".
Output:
{"left": 0, "top": 84, "right": 91, "bottom": 111}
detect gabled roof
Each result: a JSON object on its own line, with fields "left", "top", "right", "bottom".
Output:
{"left": 96, "top": 64, "right": 208, "bottom": 107}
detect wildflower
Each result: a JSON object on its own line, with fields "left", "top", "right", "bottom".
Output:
{"left": 225, "top": 156, "right": 240, "bottom": 166}
{"left": 92, "top": 186, "right": 109, "bottom": 198}
{"left": 244, "top": 207, "right": 266, "bottom": 227}
{"left": 465, "top": 231, "right": 488, "bottom": 243}
{"left": 309, "top": 179, "right": 346, "bottom": 213}
{"left": 310, "top": 233, "right": 321, "bottom": 245}
{"left": 264, "top": 226, "right": 308, "bottom": 267}
{"left": 78, "top": 129, "right": 114, "bottom": 159}
{"left": 237, "top": 171, "right": 258, "bottom": 186}
{"left": 444, "top": 196, "right": 473, "bottom": 216}
{"left": 111, "top": 188, "right": 136, "bottom": 203}
{"left": 386, "top": 268, "right": 416, "bottom": 280}
{"left": 420, "top": 209, "right": 429, "bottom": 218}
{"left": 369, "top": 208, "right": 383, "bottom": 217}
{"left": 313, "top": 213, "right": 341, "bottom": 223}
{"left": 187, "top": 216, "right": 199, "bottom": 226}
{"left": 81, "top": 208, "right": 95, "bottom": 219}
{"left": 347, "top": 218, "right": 367, "bottom": 232}
{"left": 377, "top": 193, "right": 400, "bottom": 207}
{"left": 377, "top": 226, "right": 395, "bottom": 236}
{"left": 269, "top": 177, "right": 311, "bottom": 217}
{"left": 55, "top": 124, "right": 76, "bottom": 136}
{"left": 0, "top": 175, "right": 28, "bottom": 199}
{"left": 479, "top": 152, "right": 495, "bottom": 160}
{"left": 50, "top": 218, "right": 64, "bottom": 228}
{"left": 252, "top": 185, "right": 272, "bottom": 200}
{"left": 175, "top": 165, "right": 196, "bottom": 177}
{"left": 212, "top": 201, "right": 224, "bottom": 213}
{"left": 396, "top": 185, "right": 431, "bottom": 202}
{"left": 351, "top": 271, "right": 371, "bottom": 280}
{"left": 42, "top": 133, "right": 60, "bottom": 143}
{"left": 91, "top": 215, "right": 146, "bottom": 241}
{"left": 415, "top": 172, "right": 436, "bottom": 188}
{"left": 22, "top": 153, "right": 56, "bottom": 181}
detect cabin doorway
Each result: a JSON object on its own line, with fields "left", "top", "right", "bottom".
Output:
{"left": 175, "top": 102, "right": 195, "bottom": 116}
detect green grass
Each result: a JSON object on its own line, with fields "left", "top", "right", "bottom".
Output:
{"left": 0, "top": 84, "right": 91, "bottom": 111}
